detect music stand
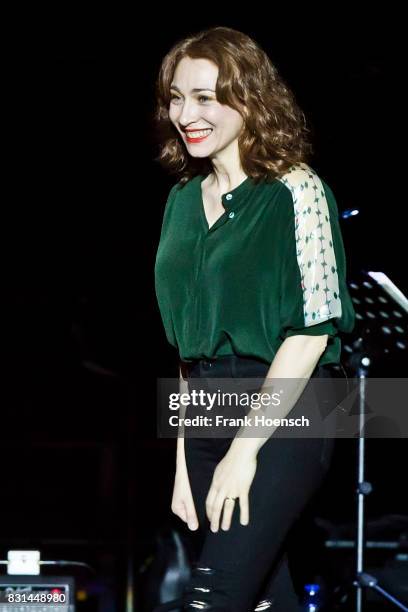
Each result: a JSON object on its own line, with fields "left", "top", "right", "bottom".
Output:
{"left": 342, "top": 270, "right": 408, "bottom": 611}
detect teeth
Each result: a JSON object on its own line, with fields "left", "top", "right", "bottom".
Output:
{"left": 187, "top": 129, "right": 212, "bottom": 138}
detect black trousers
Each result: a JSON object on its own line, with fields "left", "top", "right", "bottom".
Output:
{"left": 181, "top": 354, "right": 339, "bottom": 611}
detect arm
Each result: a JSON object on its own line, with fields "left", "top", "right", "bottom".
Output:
{"left": 176, "top": 366, "right": 189, "bottom": 469}
{"left": 171, "top": 366, "right": 199, "bottom": 530}
{"left": 205, "top": 333, "right": 328, "bottom": 532}
{"left": 228, "top": 333, "right": 328, "bottom": 459}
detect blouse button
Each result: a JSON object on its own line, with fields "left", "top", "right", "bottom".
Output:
{"left": 228, "top": 211, "right": 235, "bottom": 218}
{"left": 225, "top": 193, "right": 233, "bottom": 200}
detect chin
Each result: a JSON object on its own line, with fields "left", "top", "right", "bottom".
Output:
{"left": 186, "top": 148, "right": 212, "bottom": 158}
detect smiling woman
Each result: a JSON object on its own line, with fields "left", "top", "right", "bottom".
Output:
{"left": 152, "top": 26, "right": 355, "bottom": 612}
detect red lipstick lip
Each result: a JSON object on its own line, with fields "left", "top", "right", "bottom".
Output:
{"left": 184, "top": 128, "right": 213, "bottom": 143}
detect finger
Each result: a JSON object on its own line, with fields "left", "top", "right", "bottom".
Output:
{"left": 205, "top": 486, "right": 218, "bottom": 523}
{"left": 239, "top": 494, "right": 249, "bottom": 526}
{"left": 186, "top": 505, "right": 199, "bottom": 530}
{"left": 221, "top": 498, "right": 235, "bottom": 531}
{"left": 210, "top": 492, "right": 226, "bottom": 532}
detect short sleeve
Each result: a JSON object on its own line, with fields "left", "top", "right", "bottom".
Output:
{"left": 277, "top": 164, "right": 355, "bottom": 340}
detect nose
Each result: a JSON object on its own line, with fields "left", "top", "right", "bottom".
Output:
{"left": 178, "top": 100, "right": 201, "bottom": 129}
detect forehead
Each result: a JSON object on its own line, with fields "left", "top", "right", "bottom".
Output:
{"left": 172, "top": 57, "right": 218, "bottom": 89}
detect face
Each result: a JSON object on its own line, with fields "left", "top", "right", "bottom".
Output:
{"left": 169, "top": 56, "right": 245, "bottom": 159}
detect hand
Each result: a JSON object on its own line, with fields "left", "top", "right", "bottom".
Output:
{"left": 171, "top": 461, "right": 199, "bottom": 531}
{"left": 205, "top": 445, "right": 257, "bottom": 532}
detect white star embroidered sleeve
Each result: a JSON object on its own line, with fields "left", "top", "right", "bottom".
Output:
{"left": 278, "top": 163, "right": 354, "bottom": 339}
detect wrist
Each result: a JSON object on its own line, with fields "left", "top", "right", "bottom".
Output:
{"left": 228, "top": 436, "right": 261, "bottom": 459}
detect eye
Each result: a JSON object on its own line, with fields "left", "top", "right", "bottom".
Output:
{"left": 169, "top": 94, "right": 211, "bottom": 103}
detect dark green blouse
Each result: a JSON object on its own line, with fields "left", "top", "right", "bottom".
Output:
{"left": 154, "top": 163, "right": 355, "bottom": 367}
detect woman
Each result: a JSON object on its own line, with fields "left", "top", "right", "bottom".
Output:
{"left": 154, "top": 26, "right": 355, "bottom": 611}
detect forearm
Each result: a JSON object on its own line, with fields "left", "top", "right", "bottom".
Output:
{"left": 176, "top": 366, "right": 189, "bottom": 470}
{"left": 229, "top": 334, "right": 328, "bottom": 458}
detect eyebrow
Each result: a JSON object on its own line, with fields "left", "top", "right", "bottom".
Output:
{"left": 170, "top": 85, "right": 216, "bottom": 93}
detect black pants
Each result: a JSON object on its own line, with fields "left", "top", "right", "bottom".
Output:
{"left": 181, "top": 354, "right": 339, "bottom": 611}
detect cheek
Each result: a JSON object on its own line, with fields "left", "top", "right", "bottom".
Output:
{"left": 168, "top": 104, "right": 180, "bottom": 123}
{"left": 226, "top": 112, "right": 244, "bottom": 132}
{"left": 211, "top": 108, "right": 242, "bottom": 131}
{"left": 201, "top": 107, "right": 221, "bottom": 125}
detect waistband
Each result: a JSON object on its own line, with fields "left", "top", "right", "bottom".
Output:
{"left": 180, "top": 355, "right": 254, "bottom": 379}
{"left": 179, "top": 355, "right": 346, "bottom": 380}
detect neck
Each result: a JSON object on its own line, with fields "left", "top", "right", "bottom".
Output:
{"left": 208, "top": 166, "right": 248, "bottom": 193}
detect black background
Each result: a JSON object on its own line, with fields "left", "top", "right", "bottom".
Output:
{"left": 2, "top": 9, "right": 406, "bottom": 610}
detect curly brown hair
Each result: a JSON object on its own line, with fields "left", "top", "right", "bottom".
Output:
{"left": 152, "top": 26, "right": 313, "bottom": 186}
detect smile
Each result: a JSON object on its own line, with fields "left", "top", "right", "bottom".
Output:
{"left": 185, "top": 129, "right": 213, "bottom": 142}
